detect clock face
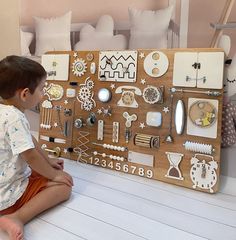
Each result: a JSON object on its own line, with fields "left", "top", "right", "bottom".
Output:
{"left": 190, "top": 158, "right": 218, "bottom": 193}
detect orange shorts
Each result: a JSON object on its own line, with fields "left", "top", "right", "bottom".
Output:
{"left": 0, "top": 171, "right": 48, "bottom": 215}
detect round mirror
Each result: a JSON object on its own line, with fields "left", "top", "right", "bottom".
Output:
{"left": 98, "top": 88, "right": 112, "bottom": 103}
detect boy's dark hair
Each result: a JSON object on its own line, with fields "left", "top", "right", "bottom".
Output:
{"left": 0, "top": 55, "right": 46, "bottom": 99}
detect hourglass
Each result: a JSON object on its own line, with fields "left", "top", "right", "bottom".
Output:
{"left": 165, "top": 152, "right": 184, "bottom": 180}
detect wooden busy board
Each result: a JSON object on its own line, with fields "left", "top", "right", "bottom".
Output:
{"left": 39, "top": 48, "right": 224, "bottom": 193}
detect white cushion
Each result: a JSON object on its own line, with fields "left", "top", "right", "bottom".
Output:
{"left": 128, "top": 5, "right": 174, "bottom": 49}
{"left": 20, "top": 30, "right": 33, "bottom": 56}
{"left": 34, "top": 11, "right": 71, "bottom": 56}
{"left": 74, "top": 15, "right": 127, "bottom": 51}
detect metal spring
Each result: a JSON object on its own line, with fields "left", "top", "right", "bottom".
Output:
{"left": 183, "top": 141, "right": 214, "bottom": 155}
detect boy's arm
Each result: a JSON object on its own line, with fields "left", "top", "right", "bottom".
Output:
{"left": 21, "top": 148, "right": 57, "bottom": 179}
{"left": 31, "top": 135, "right": 64, "bottom": 170}
{"left": 31, "top": 135, "right": 50, "bottom": 162}
{"left": 20, "top": 148, "right": 73, "bottom": 187}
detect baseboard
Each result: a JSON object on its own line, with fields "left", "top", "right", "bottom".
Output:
{"left": 219, "top": 175, "right": 236, "bottom": 196}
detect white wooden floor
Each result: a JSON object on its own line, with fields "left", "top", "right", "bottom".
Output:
{"left": 1, "top": 159, "right": 236, "bottom": 240}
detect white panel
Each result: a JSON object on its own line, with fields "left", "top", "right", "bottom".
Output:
{"left": 146, "top": 112, "right": 162, "bottom": 127}
{"left": 128, "top": 151, "right": 154, "bottom": 167}
{"left": 187, "top": 98, "right": 218, "bottom": 139}
{"left": 197, "top": 52, "right": 224, "bottom": 89}
{"left": 41, "top": 54, "right": 70, "bottom": 81}
{"left": 173, "top": 52, "right": 197, "bottom": 87}
{"left": 97, "top": 120, "right": 104, "bottom": 141}
{"left": 143, "top": 51, "right": 169, "bottom": 77}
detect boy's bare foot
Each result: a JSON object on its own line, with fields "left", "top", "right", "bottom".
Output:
{"left": 0, "top": 216, "right": 23, "bottom": 240}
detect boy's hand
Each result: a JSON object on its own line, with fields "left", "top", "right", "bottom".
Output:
{"left": 49, "top": 158, "right": 64, "bottom": 170}
{"left": 53, "top": 171, "right": 74, "bottom": 187}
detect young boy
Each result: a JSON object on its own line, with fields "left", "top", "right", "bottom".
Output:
{"left": 0, "top": 56, "right": 73, "bottom": 240}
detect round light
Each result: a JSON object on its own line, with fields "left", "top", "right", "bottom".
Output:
{"left": 98, "top": 88, "right": 112, "bottom": 103}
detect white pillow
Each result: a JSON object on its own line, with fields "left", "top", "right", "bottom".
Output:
{"left": 20, "top": 30, "right": 33, "bottom": 56}
{"left": 74, "top": 15, "right": 127, "bottom": 51}
{"left": 128, "top": 5, "right": 174, "bottom": 49}
{"left": 34, "top": 11, "right": 71, "bottom": 56}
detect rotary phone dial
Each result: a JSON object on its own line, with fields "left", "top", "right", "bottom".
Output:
{"left": 115, "top": 86, "right": 142, "bottom": 108}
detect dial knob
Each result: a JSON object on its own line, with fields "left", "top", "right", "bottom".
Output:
{"left": 74, "top": 118, "right": 83, "bottom": 128}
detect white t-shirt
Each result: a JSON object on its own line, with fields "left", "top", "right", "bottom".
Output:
{"left": 0, "top": 104, "right": 34, "bottom": 211}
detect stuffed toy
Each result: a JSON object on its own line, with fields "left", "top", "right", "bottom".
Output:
{"left": 219, "top": 35, "right": 236, "bottom": 147}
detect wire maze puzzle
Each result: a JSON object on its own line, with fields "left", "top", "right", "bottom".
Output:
{"left": 98, "top": 51, "right": 138, "bottom": 82}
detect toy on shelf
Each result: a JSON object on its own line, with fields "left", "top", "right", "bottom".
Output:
{"left": 219, "top": 35, "right": 236, "bottom": 147}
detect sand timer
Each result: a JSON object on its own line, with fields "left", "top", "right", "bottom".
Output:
{"left": 165, "top": 152, "right": 184, "bottom": 180}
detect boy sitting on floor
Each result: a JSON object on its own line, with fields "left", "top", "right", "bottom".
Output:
{"left": 0, "top": 56, "right": 73, "bottom": 240}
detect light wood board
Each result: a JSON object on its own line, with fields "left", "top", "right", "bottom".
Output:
{"left": 38, "top": 48, "right": 224, "bottom": 193}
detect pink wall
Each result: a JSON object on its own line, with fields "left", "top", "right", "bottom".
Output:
{"left": 188, "top": 0, "right": 236, "bottom": 56}
{"left": 20, "top": 0, "right": 236, "bottom": 56}
{"left": 20, "top": 0, "right": 167, "bottom": 25}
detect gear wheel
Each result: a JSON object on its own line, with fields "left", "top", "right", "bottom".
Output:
{"left": 86, "top": 78, "right": 95, "bottom": 89}
{"left": 78, "top": 86, "right": 91, "bottom": 101}
{"left": 142, "top": 86, "right": 162, "bottom": 104}
{"left": 72, "top": 58, "right": 87, "bottom": 77}
{"left": 83, "top": 99, "right": 94, "bottom": 111}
